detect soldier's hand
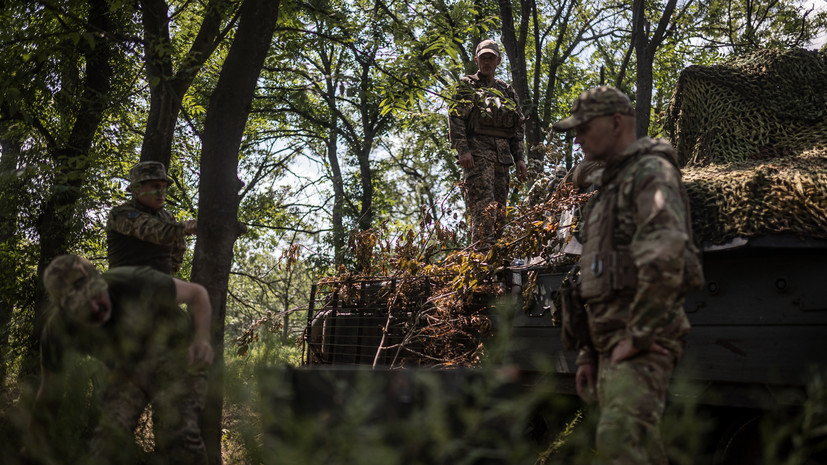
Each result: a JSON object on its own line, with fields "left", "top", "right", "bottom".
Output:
{"left": 458, "top": 152, "right": 474, "bottom": 170}
{"left": 188, "top": 339, "right": 214, "bottom": 369}
{"left": 184, "top": 220, "right": 197, "bottom": 235}
{"left": 515, "top": 159, "right": 527, "bottom": 181}
{"left": 611, "top": 338, "right": 669, "bottom": 364}
{"left": 575, "top": 363, "right": 597, "bottom": 403}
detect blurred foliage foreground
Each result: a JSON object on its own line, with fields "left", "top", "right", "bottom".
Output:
{"left": 4, "top": 340, "right": 827, "bottom": 464}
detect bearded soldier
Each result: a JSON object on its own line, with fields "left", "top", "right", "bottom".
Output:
{"left": 553, "top": 86, "right": 703, "bottom": 464}
{"left": 107, "top": 161, "right": 197, "bottom": 274}
{"left": 449, "top": 39, "right": 527, "bottom": 250}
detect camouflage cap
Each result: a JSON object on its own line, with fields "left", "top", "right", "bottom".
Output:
{"left": 475, "top": 39, "right": 500, "bottom": 58}
{"left": 129, "top": 161, "right": 173, "bottom": 187}
{"left": 43, "top": 255, "right": 108, "bottom": 316}
{"left": 552, "top": 86, "right": 635, "bottom": 132}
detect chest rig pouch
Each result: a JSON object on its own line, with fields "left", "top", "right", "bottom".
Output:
{"left": 578, "top": 150, "right": 704, "bottom": 303}
{"left": 469, "top": 86, "right": 521, "bottom": 138}
{"left": 578, "top": 180, "right": 637, "bottom": 302}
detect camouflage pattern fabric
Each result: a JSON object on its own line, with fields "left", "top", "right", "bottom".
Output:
{"left": 107, "top": 199, "right": 187, "bottom": 273}
{"left": 89, "top": 367, "right": 208, "bottom": 464}
{"left": 449, "top": 71, "right": 524, "bottom": 248}
{"left": 43, "top": 255, "right": 108, "bottom": 319}
{"left": 575, "top": 137, "right": 692, "bottom": 464}
{"left": 129, "top": 160, "right": 173, "bottom": 188}
{"left": 552, "top": 86, "right": 635, "bottom": 132}
{"left": 595, "top": 350, "right": 673, "bottom": 465}
{"left": 578, "top": 137, "right": 692, "bottom": 357}
{"left": 463, "top": 156, "right": 510, "bottom": 249}
{"left": 40, "top": 267, "right": 205, "bottom": 463}
{"left": 449, "top": 71, "right": 524, "bottom": 165}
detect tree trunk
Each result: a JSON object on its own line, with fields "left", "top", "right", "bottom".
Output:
{"left": 140, "top": 0, "right": 225, "bottom": 166}
{"left": 327, "top": 127, "right": 346, "bottom": 265}
{"left": 28, "top": 0, "right": 113, "bottom": 379}
{"left": 188, "top": 0, "right": 279, "bottom": 462}
{"left": 357, "top": 142, "right": 373, "bottom": 231}
{"left": 632, "top": 0, "right": 678, "bottom": 138}
{"left": 0, "top": 132, "right": 22, "bottom": 383}
{"left": 499, "top": 0, "right": 545, "bottom": 167}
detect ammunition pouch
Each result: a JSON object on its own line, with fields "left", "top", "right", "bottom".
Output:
{"left": 467, "top": 89, "right": 521, "bottom": 139}
{"left": 579, "top": 251, "right": 637, "bottom": 302}
{"left": 560, "top": 266, "right": 591, "bottom": 351}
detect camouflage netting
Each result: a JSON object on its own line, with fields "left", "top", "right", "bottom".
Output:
{"left": 684, "top": 149, "right": 827, "bottom": 243}
{"left": 665, "top": 48, "right": 827, "bottom": 244}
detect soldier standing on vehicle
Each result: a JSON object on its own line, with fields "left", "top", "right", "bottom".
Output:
{"left": 449, "top": 39, "right": 528, "bottom": 251}
{"left": 25, "top": 254, "right": 214, "bottom": 464}
{"left": 107, "top": 161, "right": 197, "bottom": 274}
{"left": 553, "top": 86, "right": 703, "bottom": 464}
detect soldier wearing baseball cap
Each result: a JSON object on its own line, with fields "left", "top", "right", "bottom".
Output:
{"left": 474, "top": 39, "right": 500, "bottom": 58}
{"left": 27, "top": 254, "right": 214, "bottom": 463}
{"left": 106, "top": 161, "right": 197, "bottom": 275}
{"left": 553, "top": 86, "right": 701, "bottom": 465}
{"left": 448, "top": 39, "right": 527, "bottom": 250}
{"left": 552, "top": 86, "right": 635, "bottom": 132}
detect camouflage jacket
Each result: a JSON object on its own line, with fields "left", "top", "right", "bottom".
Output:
{"left": 106, "top": 199, "right": 187, "bottom": 274}
{"left": 576, "top": 137, "right": 693, "bottom": 365}
{"left": 448, "top": 71, "right": 524, "bottom": 165}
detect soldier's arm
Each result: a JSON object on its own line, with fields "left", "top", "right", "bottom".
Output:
{"left": 171, "top": 220, "right": 197, "bottom": 273}
{"left": 626, "top": 158, "right": 690, "bottom": 350}
{"left": 173, "top": 278, "right": 214, "bottom": 368}
{"left": 108, "top": 206, "right": 187, "bottom": 246}
{"left": 448, "top": 81, "right": 475, "bottom": 157}
{"left": 171, "top": 236, "right": 187, "bottom": 273}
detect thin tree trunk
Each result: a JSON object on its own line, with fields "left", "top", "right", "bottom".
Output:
{"left": 632, "top": 0, "right": 678, "bottom": 137}
{"left": 328, "top": 129, "right": 346, "bottom": 265}
{"left": 29, "top": 0, "right": 113, "bottom": 380}
{"left": 188, "top": 0, "right": 279, "bottom": 462}
{"left": 499, "top": 0, "right": 544, "bottom": 167}
{"left": 139, "top": 0, "right": 226, "bottom": 166}
{"left": 357, "top": 143, "right": 373, "bottom": 231}
{"left": 0, "top": 133, "right": 22, "bottom": 383}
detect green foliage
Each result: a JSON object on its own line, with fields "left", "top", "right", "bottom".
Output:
{"left": 702, "top": 0, "right": 827, "bottom": 54}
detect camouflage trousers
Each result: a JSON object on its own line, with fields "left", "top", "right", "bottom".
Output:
{"left": 86, "top": 359, "right": 208, "bottom": 465}
{"left": 463, "top": 155, "right": 510, "bottom": 250}
{"left": 594, "top": 350, "right": 676, "bottom": 465}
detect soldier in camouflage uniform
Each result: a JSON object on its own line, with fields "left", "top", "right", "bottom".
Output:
{"left": 27, "top": 255, "right": 213, "bottom": 464}
{"left": 107, "top": 161, "right": 197, "bottom": 274}
{"left": 553, "top": 86, "right": 702, "bottom": 464}
{"left": 449, "top": 39, "right": 527, "bottom": 250}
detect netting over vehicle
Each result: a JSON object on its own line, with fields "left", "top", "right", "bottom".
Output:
{"left": 665, "top": 48, "right": 827, "bottom": 244}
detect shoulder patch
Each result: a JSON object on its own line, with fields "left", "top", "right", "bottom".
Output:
{"left": 128, "top": 212, "right": 140, "bottom": 219}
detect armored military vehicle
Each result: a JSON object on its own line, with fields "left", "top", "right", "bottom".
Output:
{"left": 294, "top": 49, "right": 827, "bottom": 464}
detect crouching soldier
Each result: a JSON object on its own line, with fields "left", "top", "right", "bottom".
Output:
{"left": 25, "top": 255, "right": 214, "bottom": 464}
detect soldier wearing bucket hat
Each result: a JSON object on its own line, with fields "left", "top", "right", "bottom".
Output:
{"left": 26, "top": 254, "right": 213, "bottom": 463}
{"left": 553, "top": 86, "right": 702, "bottom": 465}
{"left": 106, "top": 161, "right": 197, "bottom": 274}
{"left": 448, "top": 39, "right": 527, "bottom": 250}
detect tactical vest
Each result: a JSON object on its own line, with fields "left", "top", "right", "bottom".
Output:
{"left": 464, "top": 79, "right": 522, "bottom": 139}
{"left": 578, "top": 144, "right": 704, "bottom": 303}
{"left": 107, "top": 231, "right": 174, "bottom": 275}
